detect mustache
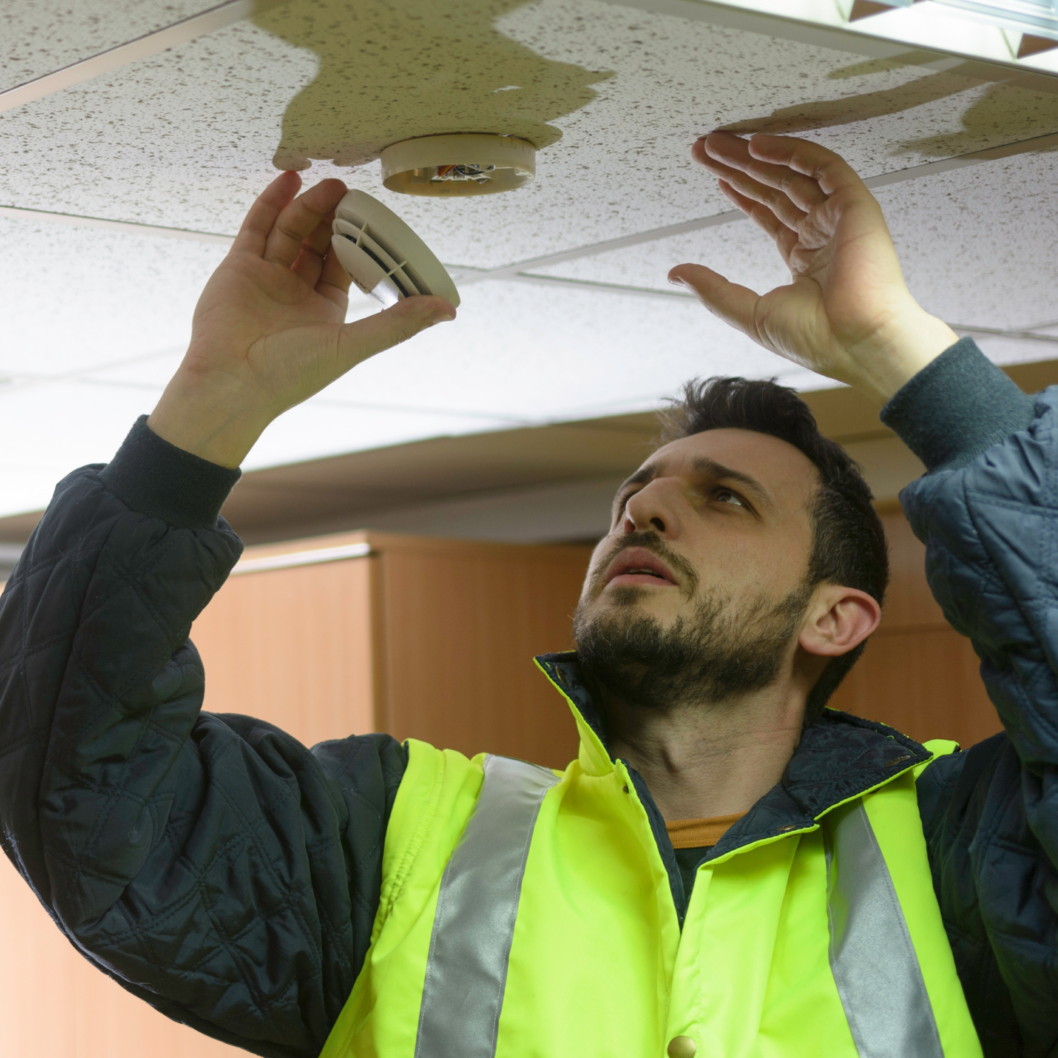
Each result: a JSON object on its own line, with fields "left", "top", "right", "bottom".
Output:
{"left": 590, "top": 530, "right": 701, "bottom": 599}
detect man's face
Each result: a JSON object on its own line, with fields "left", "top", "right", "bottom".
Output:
{"left": 573, "top": 427, "right": 821, "bottom": 709}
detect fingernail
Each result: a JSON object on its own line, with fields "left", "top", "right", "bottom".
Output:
{"left": 428, "top": 311, "right": 455, "bottom": 326}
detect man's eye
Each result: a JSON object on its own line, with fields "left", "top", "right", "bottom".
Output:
{"left": 715, "top": 488, "right": 746, "bottom": 508}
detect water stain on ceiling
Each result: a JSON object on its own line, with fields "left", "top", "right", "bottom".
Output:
{"left": 253, "top": 0, "right": 613, "bottom": 171}
{"left": 720, "top": 53, "right": 1058, "bottom": 159}
{"left": 902, "top": 76, "right": 1058, "bottom": 156}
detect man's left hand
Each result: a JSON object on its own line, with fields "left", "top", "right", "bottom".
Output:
{"left": 669, "top": 132, "right": 957, "bottom": 405}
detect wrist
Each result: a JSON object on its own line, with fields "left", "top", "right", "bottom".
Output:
{"left": 148, "top": 367, "right": 274, "bottom": 469}
{"left": 845, "top": 306, "right": 959, "bottom": 406}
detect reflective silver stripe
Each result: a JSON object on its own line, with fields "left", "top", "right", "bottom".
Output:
{"left": 825, "top": 801, "right": 944, "bottom": 1058}
{"left": 415, "top": 754, "right": 559, "bottom": 1058}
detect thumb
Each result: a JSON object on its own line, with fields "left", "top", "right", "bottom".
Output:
{"left": 336, "top": 294, "right": 456, "bottom": 366}
{"left": 669, "top": 263, "right": 762, "bottom": 344}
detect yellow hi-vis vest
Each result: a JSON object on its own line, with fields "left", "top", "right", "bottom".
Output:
{"left": 320, "top": 677, "right": 982, "bottom": 1058}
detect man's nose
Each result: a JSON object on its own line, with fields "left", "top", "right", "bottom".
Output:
{"left": 623, "top": 482, "right": 678, "bottom": 537}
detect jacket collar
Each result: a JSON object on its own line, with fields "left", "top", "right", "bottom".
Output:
{"left": 534, "top": 650, "right": 932, "bottom": 855}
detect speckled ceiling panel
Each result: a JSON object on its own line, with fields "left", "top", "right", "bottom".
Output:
{"left": 0, "top": 212, "right": 227, "bottom": 377}
{"left": 1, "top": 0, "right": 220, "bottom": 92}
{"left": 532, "top": 146, "right": 1058, "bottom": 332}
{"left": 0, "top": 208, "right": 816, "bottom": 515}
{"left": 4, "top": 0, "right": 1058, "bottom": 270}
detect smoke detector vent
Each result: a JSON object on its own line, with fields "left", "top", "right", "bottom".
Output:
{"left": 330, "top": 190, "right": 460, "bottom": 308}
{"left": 380, "top": 133, "right": 536, "bottom": 197}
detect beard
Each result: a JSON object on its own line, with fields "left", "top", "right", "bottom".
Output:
{"left": 573, "top": 533, "right": 811, "bottom": 712}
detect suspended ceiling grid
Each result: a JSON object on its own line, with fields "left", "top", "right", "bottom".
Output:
{"left": 1, "top": 0, "right": 1058, "bottom": 520}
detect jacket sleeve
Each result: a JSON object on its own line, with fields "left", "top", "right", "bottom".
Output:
{"left": 882, "top": 339, "right": 1058, "bottom": 1057}
{"left": 0, "top": 417, "right": 407, "bottom": 1058}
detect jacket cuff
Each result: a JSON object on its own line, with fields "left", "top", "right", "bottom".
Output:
{"left": 880, "top": 337, "right": 1035, "bottom": 471}
{"left": 99, "top": 416, "right": 241, "bottom": 529}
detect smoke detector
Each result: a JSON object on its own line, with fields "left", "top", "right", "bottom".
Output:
{"left": 330, "top": 190, "right": 460, "bottom": 308}
{"left": 380, "top": 133, "right": 536, "bottom": 197}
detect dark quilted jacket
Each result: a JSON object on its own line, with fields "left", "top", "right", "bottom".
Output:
{"left": 1, "top": 340, "right": 1056, "bottom": 1056}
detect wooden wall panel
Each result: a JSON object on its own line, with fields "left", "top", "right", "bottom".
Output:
{"left": 828, "top": 508, "right": 1003, "bottom": 748}
{"left": 377, "top": 542, "right": 591, "bottom": 769}
{"left": 190, "top": 555, "right": 377, "bottom": 747}
{"left": 0, "top": 854, "right": 239, "bottom": 1057}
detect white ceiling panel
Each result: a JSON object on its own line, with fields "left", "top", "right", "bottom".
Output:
{"left": 306, "top": 277, "right": 817, "bottom": 423}
{"left": 0, "top": 379, "right": 175, "bottom": 516}
{"left": 0, "top": 212, "right": 227, "bottom": 377}
{"left": 530, "top": 146, "right": 1058, "bottom": 332}
{"left": 0, "top": 263, "right": 820, "bottom": 515}
{"left": 1, "top": 0, "right": 218, "bottom": 92}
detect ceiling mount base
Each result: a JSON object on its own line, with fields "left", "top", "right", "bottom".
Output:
{"left": 380, "top": 134, "right": 536, "bottom": 197}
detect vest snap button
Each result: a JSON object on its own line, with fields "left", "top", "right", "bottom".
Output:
{"left": 667, "top": 1035, "right": 696, "bottom": 1058}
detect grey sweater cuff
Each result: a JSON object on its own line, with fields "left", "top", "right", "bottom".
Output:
{"left": 99, "top": 415, "right": 241, "bottom": 529}
{"left": 880, "top": 338, "right": 1035, "bottom": 471}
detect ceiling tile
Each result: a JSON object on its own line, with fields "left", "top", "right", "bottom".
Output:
{"left": 0, "top": 211, "right": 227, "bottom": 377}
{"left": 0, "top": 264, "right": 822, "bottom": 516}
{"left": 531, "top": 147, "right": 1058, "bottom": 332}
{"left": 2, "top": 0, "right": 218, "bottom": 92}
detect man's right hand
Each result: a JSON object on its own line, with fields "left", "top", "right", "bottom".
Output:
{"left": 148, "top": 171, "right": 456, "bottom": 468}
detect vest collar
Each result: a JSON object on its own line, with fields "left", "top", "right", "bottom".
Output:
{"left": 534, "top": 650, "right": 933, "bottom": 840}
{"left": 534, "top": 652, "right": 614, "bottom": 777}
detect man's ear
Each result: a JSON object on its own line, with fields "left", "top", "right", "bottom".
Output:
{"left": 798, "top": 584, "right": 881, "bottom": 658}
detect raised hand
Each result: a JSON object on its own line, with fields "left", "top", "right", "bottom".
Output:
{"left": 149, "top": 171, "right": 455, "bottom": 467}
{"left": 669, "top": 132, "right": 957, "bottom": 404}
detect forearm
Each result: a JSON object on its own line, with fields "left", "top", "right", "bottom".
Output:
{"left": 884, "top": 340, "right": 1042, "bottom": 739}
{"left": 0, "top": 421, "right": 407, "bottom": 1056}
{"left": 0, "top": 417, "right": 242, "bottom": 917}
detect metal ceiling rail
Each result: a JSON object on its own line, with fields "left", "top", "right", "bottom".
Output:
{"left": 500, "top": 275, "right": 1058, "bottom": 347}
{"left": 0, "top": 205, "right": 234, "bottom": 244}
{"left": 231, "top": 541, "right": 373, "bottom": 574}
{"left": 950, "top": 324, "right": 1058, "bottom": 345}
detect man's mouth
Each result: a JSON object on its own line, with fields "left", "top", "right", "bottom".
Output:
{"left": 603, "top": 547, "right": 680, "bottom": 590}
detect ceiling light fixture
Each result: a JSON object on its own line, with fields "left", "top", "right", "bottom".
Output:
{"left": 704, "top": 0, "right": 1058, "bottom": 69}
{"left": 379, "top": 134, "right": 536, "bottom": 197}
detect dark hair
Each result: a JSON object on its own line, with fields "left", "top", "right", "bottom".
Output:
{"left": 658, "top": 376, "right": 888, "bottom": 725}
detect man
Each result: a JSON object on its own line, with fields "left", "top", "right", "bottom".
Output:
{"left": 0, "top": 133, "right": 1054, "bottom": 1057}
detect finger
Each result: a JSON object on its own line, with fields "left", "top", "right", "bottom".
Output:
{"left": 263, "top": 177, "right": 348, "bottom": 269}
{"left": 697, "top": 139, "right": 807, "bottom": 231}
{"left": 315, "top": 247, "right": 353, "bottom": 308}
{"left": 718, "top": 182, "right": 800, "bottom": 266}
{"left": 231, "top": 171, "right": 302, "bottom": 257}
{"left": 291, "top": 214, "right": 337, "bottom": 287}
{"left": 696, "top": 140, "right": 809, "bottom": 231}
{"left": 668, "top": 262, "right": 762, "bottom": 344}
{"left": 699, "top": 132, "right": 827, "bottom": 213}
{"left": 335, "top": 294, "right": 456, "bottom": 367}
{"left": 745, "top": 134, "right": 865, "bottom": 197}
{"left": 718, "top": 180, "right": 782, "bottom": 238}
